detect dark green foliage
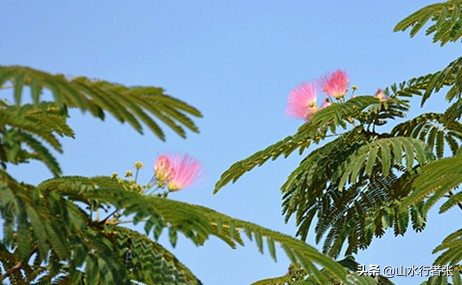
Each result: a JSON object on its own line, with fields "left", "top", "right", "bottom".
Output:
{"left": 0, "top": 173, "right": 350, "bottom": 284}
{"left": 419, "top": 267, "right": 462, "bottom": 285}
{"left": 108, "top": 228, "right": 202, "bottom": 285}
{"left": 419, "top": 56, "right": 462, "bottom": 105}
{"left": 215, "top": 88, "right": 438, "bottom": 259}
{"left": 433, "top": 229, "right": 462, "bottom": 266}
{"left": 0, "top": 65, "right": 202, "bottom": 141}
{"left": 0, "top": 63, "right": 354, "bottom": 284}
{"left": 391, "top": 113, "right": 462, "bottom": 158}
{"left": 0, "top": 66, "right": 353, "bottom": 284}
{"left": 401, "top": 150, "right": 462, "bottom": 214}
{"left": 394, "top": 1, "right": 462, "bottom": 46}
{"left": 250, "top": 257, "right": 394, "bottom": 285}
{"left": 382, "top": 55, "right": 462, "bottom": 107}
{"left": 5, "top": 1, "right": 462, "bottom": 282}
{"left": 214, "top": 96, "right": 396, "bottom": 193}
{"left": 215, "top": 1, "right": 462, "bottom": 270}
{"left": 0, "top": 102, "right": 73, "bottom": 175}
{"left": 0, "top": 171, "right": 138, "bottom": 284}
{"left": 0, "top": 65, "right": 203, "bottom": 175}
{"left": 337, "top": 137, "right": 434, "bottom": 191}
{"left": 37, "top": 175, "right": 348, "bottom": 283}
{"left": 0, "top": 67, "right": 206, "bottom": 284}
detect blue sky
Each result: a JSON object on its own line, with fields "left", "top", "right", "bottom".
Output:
{"left": 2, "top": 1, "right": 462, "bottom": 284}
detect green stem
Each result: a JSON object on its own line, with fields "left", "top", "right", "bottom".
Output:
{"left": 145, "top": 183, "right": 163, "bottom": 195}
{"left": 100, "top": 208, "right": 119, "bottom": 224}
{"left": 134, "top": 168, "right": 139, "bottom": 183}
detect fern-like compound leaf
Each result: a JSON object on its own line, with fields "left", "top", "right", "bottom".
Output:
{"left": 0, "top": 65, "right": 202, "bottom": 141}
{"left": 402, "top": 151, "right": 462, "bottom": 213}
{"left": 338, "top": 137, "right": 434, "bottom": 192}
{"left": 214, "top": 97, "right": 381, "bottom": 194}
{"left": 394, "top": 1, "right": 462, "bottom": 46}
{"left": 35, "top": 175, "right": 350, "bottom": 284}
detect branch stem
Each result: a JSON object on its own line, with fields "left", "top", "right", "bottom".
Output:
{"left": 100, "top": 208, "right": 120, "bottom": 224}
{"left": 1, "top": 246, "right": 37, "bottom": 281}
{"left": 1, "top": 261, "right": 22, "bottom": 281}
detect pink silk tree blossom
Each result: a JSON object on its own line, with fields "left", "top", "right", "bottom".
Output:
{"left": 320, "top": 70, "right": 349, "bottom": 99}
{"left": 154, "top": 155, "right": 175, "bottom": 182}
{"left": 163, "top": 154, "right": 203, "bottom": 192}
{"left": 374, "top": 88, "right": 387, "bottom": 101}
{"left": 286, "top": 81, "right": 319, "bottom": 121}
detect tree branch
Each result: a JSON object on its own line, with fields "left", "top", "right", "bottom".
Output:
{"left": 1, "top": 245, "right": 37, "bottom": 282}
{"left": 1, "top": 261, "right": 22, "bottom": 281}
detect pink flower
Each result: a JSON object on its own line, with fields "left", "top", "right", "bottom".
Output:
{"left": 161, "top": 154, "right": 203, "bottom": 191}
{"left": 154, "top": 155, "right": 175, "bottom": 182}
{"left": 286, "top": 81, "right": 319, "bottom": 121}
{"left": 320, "top": 70, "right": 349, "bottom": 99}
{"left": 374, "top": 88, "right": 387, "bottom": 101}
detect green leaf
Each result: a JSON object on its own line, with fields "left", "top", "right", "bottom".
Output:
{"left": 338, "top": 137, "right": 432, "bottom": 191}
{"left": 0, "top": 65, "right": 202, "bottom": 141}
{"left": 214, "top": 97, "right": 382, "bottom": 193}
{"left": 394, "top": 1, "right": 462, "bottom": 46}
{"left": 402, "top": 155, "right": 462, "bottom": 212}
{"left": 169, "top": 227, "right": 178, "bottom": 248}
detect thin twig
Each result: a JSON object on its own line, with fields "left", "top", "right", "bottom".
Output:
{"left": 1, "top": 246, "right": 37, "bottom": 281}
{"left": 99, "top": 208, "right": 119, "bottom": 224}
{"left": 1, "top": 261, "right": 22, "bottom": 281}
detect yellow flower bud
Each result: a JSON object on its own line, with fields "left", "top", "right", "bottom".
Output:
{"left": 134, "top": 161, "right": 144, "bottom": 169}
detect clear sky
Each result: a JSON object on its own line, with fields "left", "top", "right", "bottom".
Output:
{"left": 2, "top": 1, "right": 462, "bottom": 284}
